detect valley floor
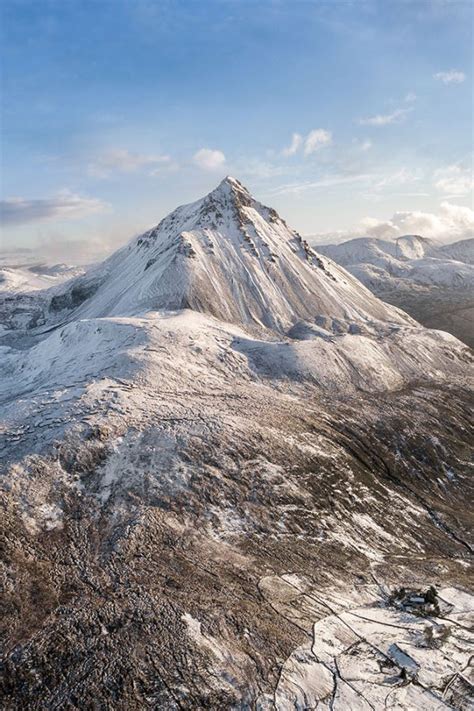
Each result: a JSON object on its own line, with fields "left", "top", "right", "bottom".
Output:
{"left": 378, "top": 287, "right": 474, "bottom": 349}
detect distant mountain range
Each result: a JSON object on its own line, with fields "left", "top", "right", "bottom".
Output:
{"left": 317, "top": 234, "right": 474, "bottom": 347}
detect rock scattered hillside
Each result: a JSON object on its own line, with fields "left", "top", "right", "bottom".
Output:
{"left": 1, "top": 179, "right": 472, "bottom": 709}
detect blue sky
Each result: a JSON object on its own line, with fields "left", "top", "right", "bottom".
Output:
{"left": 1, "top": 0, "right": 472, "bottom": 260}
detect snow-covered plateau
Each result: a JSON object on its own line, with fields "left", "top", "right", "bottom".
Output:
{"left": 1, "top": 178, "right": 472, "bottom": 709}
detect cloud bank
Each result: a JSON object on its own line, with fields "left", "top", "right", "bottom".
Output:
{"left": 0, "top": 191, "right": 109, "bottom": 226}
{"left": 310, "top": 202, "right": 474, "bottom": 245}
{"left": 434, "top": 70, "right": 466, "bottom": 84}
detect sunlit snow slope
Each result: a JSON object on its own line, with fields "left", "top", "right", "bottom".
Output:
{"left": 44, "top": 177, "right": 412, "bottom": 333}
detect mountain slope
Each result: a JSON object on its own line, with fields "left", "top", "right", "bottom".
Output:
{"left": 439, "top": 237, "right": 474, "bottom": 265}
{"left": 317, "top": 234, "right": 437, "bottom": 267}
{"left": 0, "top": 263, "right": 84, "bottom": 337}
{"left": 40, "top": 177, "right": 411, "bottom": 334}
{"left": 1, "top": 179, "right": 473, "bottom": 710}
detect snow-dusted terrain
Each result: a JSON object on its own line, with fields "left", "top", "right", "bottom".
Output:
{"left": 1, "top": 179, "right": 472, "bottom": 709}
{"left": 2, "top": 178, "right": 412, "bottom": 335}
{"left": 317, "top": 235, "right": 474, "bottom": 347}
{"left": 0, "top": 261, "right": 84, "bottom": 337}
{"left": 272, "top": 583, "right": 473, "bottom": 710}
{"left": 0, "top": 263, "right": 82, "bottom": 293}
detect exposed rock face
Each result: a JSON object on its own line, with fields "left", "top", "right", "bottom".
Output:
{"left": 1, "top": 180, "right": 473, "bottom": 709}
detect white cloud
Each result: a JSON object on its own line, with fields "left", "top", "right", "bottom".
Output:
{"left": 359, "top": 107, "right": 411, "bottom": 126}
{"left": 304, "top": 129, "right": 332, "bottom": 155}
{"left": 267, "top": 173, "right": 372, "bottom": 196}
{"left": 282, "top": 132, "right": 303, "bottom": 156}
{"left": 270, "top": 167, "right": 419, "bottom": 198}
{"left": 88, "top": 149, "right": 171, "bottom": 178}
{"left": 434, "top": 70, "right": 466, "bottom": 85}
{"left": 434, "top": 164, "right": 473, "bottom": 196}
{"left": 360, "top": 202, "right": 474, "bottom": 240}
{"left": 310, "top": 202, "right": 474, "bottom": 244}
{"left": 361, "top": 139, "right": 372, "bottom": 151}
{"left": 0, "top": 190, "right": 109, "bottom": 226}
{"left": 280, "top": 129, "right": 332, "bottom": 158}
{"left": 193, "top": 148, "right": 226, "bottom": 171}
{"left": 404, "top": 92, "right": 417, "bottom": 103}
{"left": 373, "top": 168, "right": 420, "bottom": 191}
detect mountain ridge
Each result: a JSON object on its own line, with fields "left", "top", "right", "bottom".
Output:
{"left": 317, "top": 234, "right": 474, "bottom": 346}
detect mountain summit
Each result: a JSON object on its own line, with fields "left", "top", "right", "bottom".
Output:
{"left": 48, "top": 177, "right": 410, "bottom": 333}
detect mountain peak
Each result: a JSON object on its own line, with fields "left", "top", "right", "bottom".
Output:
{"left": 45, "top": 177, "right": 411, "bottom": 334}
{"left": 205, "top": 175, "right": 252, "bottom": 207}
{"left": 213, "top": 175, "right": 250, "bottom": 194}
{"left": 217, "top": 175, "right": 245, "bottom": 189}
{"left": 187, "top": 175, "right": 260, "bottom": 232}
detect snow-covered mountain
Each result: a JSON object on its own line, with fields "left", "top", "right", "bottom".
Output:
{"left": 32, "top": 177, "right": 410, "bottom": 333}
{"left": 0, "top": 263, "right": 83, "bottom": 293}
{"left": 439, "top": 237, "right": 474, "bottom": 265}
{"left": 0, "top": 262, "right": 84, "bottom": 336}
{"left": 317, "top": 234, "right": 437, "bottom": 264}
{"left": 1, "top": 179, "right": 473, "bottom": 709}
{"left": 318, "top": 234, "right": 474, "bottom": 347}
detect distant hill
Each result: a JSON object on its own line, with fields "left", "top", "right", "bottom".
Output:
{"left": 317, "top": 235, "right": 474, "bottom": 347}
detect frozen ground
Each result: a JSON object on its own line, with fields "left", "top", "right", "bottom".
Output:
{"left": 272, "top": 583, "right": 473, "bottom": 710}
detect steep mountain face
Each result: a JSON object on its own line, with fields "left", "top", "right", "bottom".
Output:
{"left": 1, "top": 179, "right": 473, "bottom": 710}
{"left": 37, "top": 177, "right": 410, "bottom": 334}
{"left": 318, "top": 235, "right": 474, "bottom": 347}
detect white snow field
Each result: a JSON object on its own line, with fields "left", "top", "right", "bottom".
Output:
{"left": 271, "top": 583, "right": 474, "bottom": 710}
